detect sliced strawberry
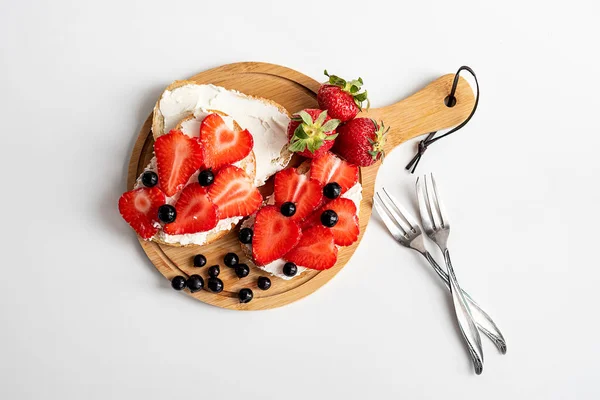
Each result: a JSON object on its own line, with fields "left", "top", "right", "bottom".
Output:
{"left": 303, "top": 198, "right": 359, "bottom": 246}
{"left": 155, "top": 130, "right": 204, "bottom": 197}
{"left": 310, "top": 152, "right": 359, "bottom": 194}
{"left": 200, "top": 113, "right": 253, "bottom": 169}
{"left": 273, "top": 168, "right": 323, "bottom": 221}
{"left": 208, "top": 165, "right": 262, "bottom": 218}
{"left": 163, "top": 183, "right": 219, "bottom": 235}
{"left": 118, "top": 187, "right": 165, "bottom": 239}
{"left": 284, "top": 226, "right": 337, "bottom": 270}
{"left": 252, "top": 205, "right": 301, "bottom": 265}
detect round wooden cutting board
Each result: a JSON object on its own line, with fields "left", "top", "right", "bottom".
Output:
{"left": 127, "top": 62, "right": 475, "bottom": 310}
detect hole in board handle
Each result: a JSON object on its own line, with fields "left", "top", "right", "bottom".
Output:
{"left": 444, "top": 95, "right": 457, "bottom": 108}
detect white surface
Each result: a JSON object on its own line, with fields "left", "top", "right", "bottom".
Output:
{"left": 1, "top": 0, "right": 599, "bottom": 398}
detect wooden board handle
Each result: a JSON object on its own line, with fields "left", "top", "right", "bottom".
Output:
{"left": 363, "top": 74, "right": 475, "bottom": 153}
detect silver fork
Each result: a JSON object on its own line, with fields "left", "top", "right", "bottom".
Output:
{"left": 415, "top": 173, "right": 484, "bottom": 374}
{"left": 373, "top": 188, "right": 506, "bottom": 356}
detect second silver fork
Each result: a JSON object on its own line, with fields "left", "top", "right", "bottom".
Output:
{"left": 374, "top": 188, "right": 506, "bottom": 356}
{"left": 416, "top": 174, "right": 484, "bottom": 374}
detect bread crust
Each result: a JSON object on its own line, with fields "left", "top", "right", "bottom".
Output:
{"left": 240, "top": 233, "right": 253, "bottom": 262}
{"left": 152, "top": 80, "right": 291, "bottom": 140}
{"left": 152, "top": 223, "right": 236, "bottom": 247}
{"left": 152, "top": 80, "right": 293, "bottom": 178}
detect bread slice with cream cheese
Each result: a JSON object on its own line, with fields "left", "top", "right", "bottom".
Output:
{"left": 136, "top": 110, "right": 257, "bottom": 247}
{"left": 152, "top": 80, "right": 292, "bottom": 186}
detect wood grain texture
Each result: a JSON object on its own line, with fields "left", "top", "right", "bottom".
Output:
{"left": 126, "top": 62, "right": 475, "bottom": 310}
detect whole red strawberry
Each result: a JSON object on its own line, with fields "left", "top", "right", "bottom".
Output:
{"left": 287, "top": 109, "right": 340, "bottom": 158}
{"left": 333, "top": 118, "right": 388, "bottom": 167}
{"left": 317, "top": 70, "right": 370, "bottom": 122}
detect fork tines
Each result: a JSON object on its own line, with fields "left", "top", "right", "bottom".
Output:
{"left": 417, "top": 173, "right": 449, "bottom": 232}
{"left": 374, "top": 188, "right": 421, "bottom": 244}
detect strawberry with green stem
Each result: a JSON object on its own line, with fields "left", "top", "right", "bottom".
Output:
{"left": 317, "top": 70, "right": 370, "bottom": 122}
{"left": 287, "top": 109, "right": 340, "bottom": 158}
{"left": 334, "top": 118, "right": 389, "bottom": 167}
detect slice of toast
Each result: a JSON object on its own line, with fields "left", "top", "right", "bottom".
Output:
{"left": 152, "top": 80, "right": 292, "bottom": 186}
{"left": 135, "top": 110, "right": 257, "bottom": 247}
{"left": 239, "top": 160, "right": 363, "bottom": 278}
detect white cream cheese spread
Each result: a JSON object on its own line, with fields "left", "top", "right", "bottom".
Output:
{"left": 157, "top": 84, "right": 291, "bottom": 186}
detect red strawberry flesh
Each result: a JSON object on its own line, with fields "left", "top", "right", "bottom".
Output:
{"left": 155, "top": 130, "right": 204, "bottom": 197}
{"left": 310, "top": 152, "right": 359, "bottom": 194}
{"left": 274, "top": 168, "right": 323, "bottom": 221}
{"left": 208, "top": 165, "right": 262, "bottom": 218}
{"left": 303, "top": 197, "right": 359, "bottom": 246}
{"left": 252, "top": 205, "right": 301, "bottom": 265}
{"left": 118, "top": 187, "right": 165, "bottom": 239}
{"left": 200, "top": 113, "right": 253, "bottom": 169}
{"left": 163, "top": 183, "right": 219, "bottom": 235}
{"left": 284, "top": 225, "right": 337, "bottom": 270}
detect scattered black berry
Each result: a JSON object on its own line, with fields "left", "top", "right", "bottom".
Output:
{"left": 283, "top": 262, "right": 298, "bottom": 277}
{"left": 193, "top": 254, "right": 207, "bottom": 268}
{"left": 171, "top": 276, "right": 187, "bottom": 291}
{"left": 224, "top": 252, "right": 239, "bottom": 267}
{"left": 235, "top": 263, "right": 250, "bottom": 278}
{"left": 198, "top": 169, "right": 215, "bottom": 186}
{"left": 239, "top": 228, "right": 253, "bottom": 244}
{"left": 323, "top": 182, "right": 342, "bottom": 199}
{"left": 238, "top": 288, "right": 253, "bottom": 303}
{"left": 207, "top": 277, "right": 224, "bottom": 293}
{"left": 141, "top": 171, "right": 159, "bottom": 187}
{"left": 208, "top": 265, "right": 220, "bottom": 277}
{"left": 320, "top": 210, "right": 338, "bottom": 227}
{"left": 280, "top": 202, "right": 297, "bottom": 217}
{"left": 186, "top": 274, "right": 204, "bottom": 293}
{"left": 257, "top": 276, "right": 271, "bottom": 290}
{"left": 158, "top": 204, "right": 177, "bottom": 223}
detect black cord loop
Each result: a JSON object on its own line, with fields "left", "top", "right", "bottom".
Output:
{"left": 405, "top": 65, "right": 480, "bottom": 173}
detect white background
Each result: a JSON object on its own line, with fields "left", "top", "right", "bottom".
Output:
{"left": 1, "top": 0, "right": 599, "bottom": 398}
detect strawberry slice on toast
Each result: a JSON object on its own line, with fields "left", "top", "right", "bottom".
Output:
{"left": 200, "top": 113, "right": 253, "bottom": 170}
{"left": 303, "top": 197, "right": 359, "bottom": 246}
{"left": 208, "top": 165, "right": 262, "bottom": 218}
{"left": 163, "top": 183, "right": 219, "bottom": 235}
{"left": 310, "top": 152, "right": 359, "bottom": 194}
{"left": 284, "top": 226, "right": 337, "bottom": 270}
{"left": 155, "top": 129, "right": 204, "bottom": 197}
{"left": 274, "top": 168, "right": 323, "bottom": 221}
{"left": 118, "top": 187, "right": 165, "bottom": 239}
{"left": 252, "top": 205, "right": 302, "bottom": 265}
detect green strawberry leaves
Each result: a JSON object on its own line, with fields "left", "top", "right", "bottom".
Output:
{"left": 324, "top": 70, "right": 370, "bottom": 111}
{"left": 289, "top": 138, "right": 308, "bottom": 152}
{"left": 294, "top": 126, "right": 309, "bottom": 139}
{"left": 298, "top": 110, "right": 313, "bottom": 125}
{"left": 314, "top": 110, "right": 328, "bottom": 126}
{"left": 321, "top": 119, "right": 340, "bottom": 132}
{"left": 324, "top": 69, "right": 347, "bottom": 87}
{"left": 289, "top": 110, "right": 340, "bottom": 154}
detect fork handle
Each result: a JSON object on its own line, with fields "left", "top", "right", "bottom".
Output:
{"left": 442, "top": 249, "right": 485, "bottom": 374}
{"left": 423, "top": 252, "right": 507, "bottom": 354}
